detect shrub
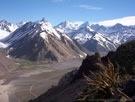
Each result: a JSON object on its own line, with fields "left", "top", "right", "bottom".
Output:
{"left": 78, "top": 60, "right": 131, "bottom": 102}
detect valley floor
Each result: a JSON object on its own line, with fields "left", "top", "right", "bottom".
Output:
{"left": 0, "top": 58, "right": 83, "bottom": 102}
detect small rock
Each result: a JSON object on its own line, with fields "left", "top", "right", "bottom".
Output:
{"left": 123, "top": 79, "right": 135, "bottom": 97}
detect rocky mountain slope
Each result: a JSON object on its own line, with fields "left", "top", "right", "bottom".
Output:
{"left": 0, "top": 53, "right": 17, "bottom": 77}
{"left": 3, "top": 19, "right": 86, "bottom": 61}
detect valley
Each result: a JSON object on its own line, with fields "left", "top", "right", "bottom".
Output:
{"left": 0, "top": 16, "right": 135, "bottom": 102}
{"left": 0, "top": 58, "right": 83, "bottom": 102}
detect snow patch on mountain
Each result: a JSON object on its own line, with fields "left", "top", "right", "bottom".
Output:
{"left": 0, "top": 30, "right": 10, "bottom": 40}
{"left": 92, "top": 33, "right": 120, "bottom": 49}
{"left": 40, "top": 32, "right": 49, "bottom": 42}
{"left": 0, "top": 42, "right": 9, "bottom": 48}
{"left": 39, "top": 21, "right": 61, "bottom": 40}
{"left": 73, "top": 33, "right": 92, "bottom": 44}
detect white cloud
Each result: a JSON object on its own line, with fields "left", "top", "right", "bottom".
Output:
{"left": 96, "top": 16, "right": 135, "bottom": 26}
{"left": 79, "top": 5, "right": 103, "bottom": 10}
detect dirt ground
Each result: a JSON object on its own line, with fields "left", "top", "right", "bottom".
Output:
{"left": 0, "top": 58, "right": 83, "bottom": 102}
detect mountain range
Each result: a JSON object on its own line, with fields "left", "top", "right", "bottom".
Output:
{"left": 1, "top": 18, "right": 86, "bottom": 61}
{"left": 55, "top": 21, "right": 135, "bottom": 53}
{"left": 0, "top": 16, "right": 135, "bottom": 61}
{"left": 91, "top": 23, "right": 135, "bottom": 43}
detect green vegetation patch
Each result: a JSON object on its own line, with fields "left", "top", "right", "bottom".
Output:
{"left": 18, "top": 60, "right": 49, "bottom": 69}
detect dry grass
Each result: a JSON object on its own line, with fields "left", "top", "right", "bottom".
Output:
{"left": 78, "top": 59, "right": 132, "bottom": 101}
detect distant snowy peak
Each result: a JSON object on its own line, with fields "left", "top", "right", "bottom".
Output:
{"left": 91, "top": 23, "right": 126, "bottom": 34}
{"left": 0, "top": 20, "right": 18, "bottom": 40}
{"left": 83, "top": 33, "right": 120, "bottom": 52}
{"left": 55, "top": 21, "right": 97, "bottom": 44}
{"left": 0, "top": 20, "right": 18, "bottom": 32}
{"left": 79, "top": 22, "right": 92, "bottom": 30}
{"left": 0, "top": 42, "right": 9, "bottom": 48}
{"left": 71, "top": 22, "right": 97, "bottom": 44}
{"left": 97, "top": 16, "right": 135, "bottom": 26}
{"left": 0, "top": 20, "right": 26, "bottom": 41}
{"left": 55, "top": 21, "right": 83, "bottom": 34}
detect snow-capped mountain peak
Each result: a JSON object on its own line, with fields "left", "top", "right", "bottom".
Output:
{"left": 0, "top": 20, "right": 11, "bottom": 26}
{"left": 40, "top": 23, "right": 61, "bottom": 40}
{"left": 0, "top": 20, "right": 20, "bottom": 41}
{"left": 40, "top": 17, "right": 47, "bottom": 22}
{"left": 79, "top": 22, "right": 90, "bottom": 28}
{"left": 70, "top": 22, "right": 97, "bottom": 44}
{"left": 3, "top": 19, "right": 63, "bottom": 44}
{"left": 57, "top": 21, "right": 81, "bottom": 29}
{"left": 37, "top": 19, "right": 61, "bottom": 40}
{"left": 0, "top": 20, "right": 18, "bottom": 32}
{"left": 55, "top": 21, "right": 83, "bottom": 34}
{"left": 2, "top": 19, "right": 86, "bottom": 61}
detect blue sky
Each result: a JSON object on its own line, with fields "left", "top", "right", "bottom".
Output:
{"left": 0, "top": 0, "right": 135, "bottom": 25}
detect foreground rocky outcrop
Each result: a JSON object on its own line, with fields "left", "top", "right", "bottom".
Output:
{"left": 72, "top": 53, "right": 102, "bottom": 82}
{"left": 29, "top": 40, "right": 135, "bottom": 102}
